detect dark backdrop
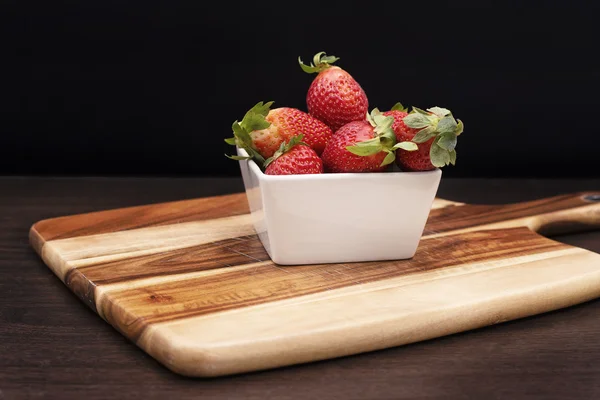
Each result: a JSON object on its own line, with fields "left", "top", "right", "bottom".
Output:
{"left": 2, "top": 1, "right": 599, "bottom": 177}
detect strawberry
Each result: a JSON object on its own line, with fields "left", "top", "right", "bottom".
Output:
{"left": 299, "top": 52, "right": 369, "bottom": 132}
{"left": 383, "top": 103, "right": 464, "bottom": 171}
{"left": 264, "top": 135, "right": 323, "bottom": 175}
{"left": 225, "top": 102, "right": 333, "bottom": 164}
{"left": 321, "top": 109, "right": 417, "bottom": 173}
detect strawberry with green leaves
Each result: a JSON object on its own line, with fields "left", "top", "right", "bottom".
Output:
{"left": 383, "top": 103, "right": 464, "bottom": 171}
{"left": 299, "top": 52, "right": 369, "bottom": 132}
{"left": 321, "top": 109, "right": 417, "bottom": 173}
{"left": 225, "top": 101, "right": 333, "bottom": 164}
{"left": 264, "top": 135, "right": 323, "bottom": 175}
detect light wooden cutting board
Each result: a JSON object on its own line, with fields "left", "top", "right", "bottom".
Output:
{"left": 30, "top": 192, "right": 600, "bottom": 377}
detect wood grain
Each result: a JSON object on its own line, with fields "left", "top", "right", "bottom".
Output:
{"left": 29, "top": 190, "right": 600, "bottom": 377}
{"left": 32, "top": 193, "right": 250, "bottom": 244}
{"left": 424, "top": 192, "right": 600, "bottom": 236}
{"left": 143, "top": 248, "right": 599, "bottom": 377}
{"left": 96, "top": 228, "right": 566, "bottom": 341}
{"left": 6, "top": 177, "right": 600, "bottom": 399}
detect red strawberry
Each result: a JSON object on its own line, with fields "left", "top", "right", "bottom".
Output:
{"left": 383, "top": 103, "right": 464, "bottom": 171}
{"left": 322, "top": 121, "right": 386, "bottom": 173}
{"left": 382, "top": 106, "right": 429, "bottom": 171}
{"left": 321, "top": 109, "right": 417, "bottom": 173}
{"left": 299, "top": 52, "right": 369, "bottom": 132}
{"left": 226, "top": 102, "right": 333, "bottom": 164}
{"left": 264, "top": 135, "right": 323, "bottom": 175}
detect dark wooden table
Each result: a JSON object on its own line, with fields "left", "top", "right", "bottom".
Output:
{"left": 2, "top": 177, "right": 600, "bottom": 400}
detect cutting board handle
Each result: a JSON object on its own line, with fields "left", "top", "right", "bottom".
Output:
{"left": 527, "top": 192, "right": 600, "bottom": 236}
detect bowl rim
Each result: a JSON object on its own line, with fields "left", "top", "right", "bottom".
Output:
{"left": 237, "top": 147, "right": 441, "bottom": 181}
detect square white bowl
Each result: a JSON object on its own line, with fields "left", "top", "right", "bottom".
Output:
{"left": 237, "top": 147, "right": 442, "bottom": 265}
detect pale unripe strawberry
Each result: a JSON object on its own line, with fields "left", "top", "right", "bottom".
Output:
{"left": 226, "top": 102, "right": 333, "bottom": 165}
{"left": 252, "top": 107, "right": 332, "bottom": 158}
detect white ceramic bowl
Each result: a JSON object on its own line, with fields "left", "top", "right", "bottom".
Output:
{"left": 237, "top": 148, "right": 442, "bottom": 265}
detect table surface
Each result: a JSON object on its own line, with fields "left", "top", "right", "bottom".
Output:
{"left": 2, "top": 176, "right": 600, "bottom": 400}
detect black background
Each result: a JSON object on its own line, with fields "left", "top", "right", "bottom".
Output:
{"left": 2, "top": 1, "right": 599, "bottom": 178}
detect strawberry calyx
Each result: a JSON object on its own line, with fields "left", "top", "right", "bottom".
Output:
{"left": 390, "top": 102, "right": 408, "bottom": 112}
{"left": 263, "top": 134, "right": 307, "bottom": 168}
{"left": 403, "top": 106, "right": 464, "bottom": 168}
{"left": 298, "top": 51, "right": 340, "bottom": 74}
{"left": 225, "top": 101, "right": 274, "bottom": 165}
{"left": 346, "top": 109, "right": 418, "bottom": 167}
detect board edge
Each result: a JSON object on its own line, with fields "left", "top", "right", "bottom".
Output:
{"left": 29, "top": 222, "right": 46, "bottom": 256}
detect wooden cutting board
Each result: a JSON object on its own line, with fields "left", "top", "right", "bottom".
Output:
{"left": 30, "top": 191, "right": 600, "bottom": 377}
